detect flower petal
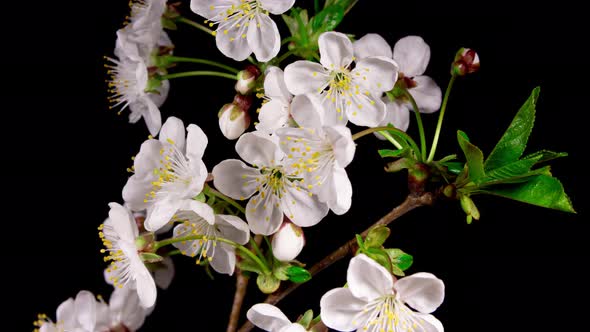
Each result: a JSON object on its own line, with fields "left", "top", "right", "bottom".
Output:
{"left": 381, "top": 99, "right": 410, "bottom": 131}
{"left": 154, "top": 257, "right": 175, "bottom": 290}
{"left": 135, "top": 266, "right": 158, "bottom": 308}
{"left": 393, "top": 35, "right": 431, "bottom": 77}
{"left": 324, "top": 126, "right": 355, "bottom": 168}
{"left": 212, "top": 159, "right": 262, "bottom": 200}
{"left": 353, "top": 56, "right": 399, "bottom": 93}
{"left": 236, "top": 132, "right": 283, "bottom": 167}
{"left": 279, "top": 323, "right": 307, "bottom": 332}
{"left": 346, "top": 93, "right": 386, "bottom": 127}
{"left": 159, "top": 117, "right": 186, "bottom": 152}
{"left": 108, "top": 203, "right": 138, "bottom": 242}
{"left": 257, "top": 99, "right": 291, "bottom": 134}
{"left": 246, "top": 188, "right": 284, "bottom": 235}
{"left": 149, "top": 79, "right": 170, "bottom": 108}
{"left": 246, "top": 303, "right": 291, "bottom": 331}
{"left": 216, "top": 18, "right": 252, "bottom": 61}
{"left": 319, "top": 31, "right": 354, "bottom": 69}
{"left": 259, "top": 0, "right": 295, "bottom": 14}
{"left": 353, "top": 33, "right": 393, "bottom": 60}
{"left": 290, "top": 94, "right": 324, "bottom": 128}
{"left": 142, "top": 98, "right": 163, "bottom": 136}
{"left": 248, "top": 13, "right": 281, "bottom": 62}
{"left": 216, "top": 214, "right": 251, "bottom": 245}
{"left": 281, "top": 185, "right": 329, "bottom": 227}
{"left": 324, "top": 166, "right": 353, "bottom": 215}
{"left": 284, "top": 60, "right": 330, "bottom": 95}
{"left": 186, "top": 124, "right": 208, "bottom": 162}
{"left": 190, "top": 0, "right": 240, "bottom": 20}
{"left": 264, "top": 66, "right": 292, "bottom": 102}
{"left": 108, "top": 287, "right": 146, "bottom": 331}
{"left": 210, "top": 243, "right": 237, "bottom": 275}
{"left": 347, "top": 254, "right": 394, "bottom": 301}
{"left": 410, "top": 75, "right": 442, "bottom": 114}
{"left": 412, "top": 313, "right": 445, "bottom": 332}
{"left": 320, "top": 288, "right": 368, "bottom": 332}
{"left": 56, "top": 298, "right": 76, "bottom": 327}
{"left": 394, "top": 272, "right": 445, "bottom": 314}
{"left": 74, "top": 291, "right": 97, "bottom": 331}
{"left": 144, "top": 198, "right": 183, "bottom": 232}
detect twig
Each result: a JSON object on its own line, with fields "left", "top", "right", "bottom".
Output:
{"left": 237, "top": 193, "right": 434, "bottom": 332}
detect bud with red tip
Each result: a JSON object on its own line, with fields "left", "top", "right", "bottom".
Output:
{"left": 235, "top": 65, "right": 261, "bottom": 95}
{"left": 272, "top": 221, "right": 305, "bottom": 262}
{"left": 218, "top": 103, "right": 251, "bottom": 140}
{"left": 451, "top": 48, "right": 480, "bottom": 76}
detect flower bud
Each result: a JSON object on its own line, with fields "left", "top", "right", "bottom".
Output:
{"left": 451, "top": 48, "right": 480, "bottom": 76}
{"left": 233, "top": 94, "right": 254, "bottom": 111}
{"left": 272, "top": 221, "right": 305, "bottom": 262}
{"left": 460, "top": 194, "right": 480, "bottom": 224}
{"left": 234, "top": 65, "right": 261, "bottom": 95}
{"left": 218, "top": 103, "right": 251, "bottom": 140}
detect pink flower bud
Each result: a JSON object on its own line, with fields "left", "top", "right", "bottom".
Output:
{"left": 218, "top": 103, "right": 251, "bottom": 140}
{"left": 451, "top": 48, "right": 480, "bottom": 76}
{"left": 234, "top": 65, "right": 261, "bottom": 95}
{"left": 272, "top": 221, "right": 305, "bottom": 262}
{"left": 233, "top": 94, "right": 254, "bottom": 111}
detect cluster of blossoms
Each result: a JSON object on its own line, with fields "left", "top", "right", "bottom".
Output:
{"left": 37, "top": 0, "right": 497, "bottom": 331}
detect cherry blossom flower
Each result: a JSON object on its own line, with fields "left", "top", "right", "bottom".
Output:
{"left": 283, "top": 31, "right": 398, "bottom": 127}
{"left": 123, "top": 117, "right": 208, "bottom": 232}
{"left": 320, "top": 254, "right": 445, "bottom": 332}
{"left": 171, "top": 199, "right": 250, "bottom": 275}
{"left": 190, "top": 0, "right": 296, "bottom": 62}
{"left": 247, "top": 304, "right": 307, "bottom": 332}
{"left": 212, "top": 132, "right": 328, "bottom": 235}
{"left": 256, "top": 66, "right": 295, "bottom": 134}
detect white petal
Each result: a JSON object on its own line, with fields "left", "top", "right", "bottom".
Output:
{"left": 172, "top": 223, "right": 202, "bottom": 257}
{"left": 108, "top": 203, "right": 138, "bottom": 242}
{"left": 212, "top": 159, "right": 262, "bottom": 200}
{"left": 353, "top": 56, "right": 399, "bottom": 93}
{"left": 142, "top": 98, "right": 163, "bottom": 136}
{"left": 279, "top": 323, "right": 307, "bottom": 332}
{"left": 236, "top": 132, "right": 283, "bottom": 167}
{"left": 159, "top": 117, "right": 186, "bottom": 152}
{"left": 248, "top": 14, "right": 281, "bottom": 62}
{"left": 284, "top": 60, "right": 330, "bottom": 95}
{"left": 264, "top": 67, "right": 292, "bottom": 102}
{"left": 149, "top": 79, "right": 170, "bottom": 107}
{"left": 246, "top": 188, "right": 284, "bottom": 235}
{"left": 154, "top": 257, "right": 175, "bottom": 290}
{"left": 381, "top": 99, "right": 410, "bottom": 131}
{"left": 320, "top": 288, "right": 368, "bottom": 332}
{"left": 394, "top": 272, "right": 445, "bottom": 314}
{"left": 74, "top": 290, "right": 97, "bottom": 331}
{"left": 210, "top": 243, "right": 237, "bottom": 275}
{"left": 412, "top": 313, "right": 445, "bottom": 332}
{"left": 410, "top": 76, "right": 442, "bottom": 114}
{"left": 347, "top": 254, "right": 394, "bottom": 301}
{"left": 257, "top": 99, "right": 291, "bottom": 134}
{"left": 186, "top": 124, "right": 208, "bottom": 162}
{"left": 135, "top": 267, "right": 158, "bottom": 308}
{"left": 123, "top": 177, "right": 153, "bottom": 212}
{"left": 108, "top": 287, "right": 146, "bottom": 331}
{"left": 216, "top": 214, "right": 251, "bottom": 245}
{"left": 353, "top": 33, "right": 393, "bottom": 60}
{"left": 131, "top": 139, "right": 163, "bottom": 176}
{"left": 393, "top": 35, "right": 431, "bottom": 77}
{"left": 56, "top": 298, "right": 76, "bottom": 327}
{"left": 280, "top": 185, "right": 329, "bottom": 227}
{"left": 271, "top": 222, "right": 305, "bottom": 261}
{"left": 259, "top": 0, "right": 295, "bottom": 14}
{"left": 246, "top": 303, "right": 291, "bottom": 331}
{"left": 216, "top": 18, "right": 252, "bottom": 61}
{"left": 144, "top": 198, "right": 183, "bottom": 232}
{"left": 182, "top": 199, "right": 217, "bottom": 225}
{"left": 290, "top": 94, "right": 324, "bottom": 128}
{"left": 324, "top": 126, "right": 355, "bottom": 168}
{"left": 345, "top": 93, "right": 386, "bottom": 127}
{"left": 325, "top": 166, "right": 353, "bottom": 215}
{"left": 190, "top": 0, "right": 240, "bottom": 20}
{"left": 318, "top": 31, "right": 354, "bottom": 69}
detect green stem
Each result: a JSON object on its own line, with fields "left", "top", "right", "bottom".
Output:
{"left": 402, "top": 89, "right": 427, "bottom": 161}
{"left": 378, "top": 131, "right": 404, "bottom": 150}
{"left": 204, "top": 184, "right": 246, "bottom": 214}
{"left": 159, "top": 71, "right": 237, "bottom": 81}
{"left": 277, "top": 50, "right": 296, "bottom": 64}
{"left": 247, "top": 56, "right": 256, "bottom": 65}
{"left": 177, "top": 17, "right": 215, "bottom": 35}
{"left": 427, "top": 75, "right": 457, "bottom": 163}
{"left": 163, "top": 56, "right": 239, "bottom": 74}
{"left": 314, "top": 0, "right": 320, "bottom": 13}
{"left": 165, "top": 249, "right": 182, "bottom": 257}
{"left": 155, "top": 235, "right": 271, "bottom": 275}
{"left": 249, "top": 237, "right": 265, "bottom": 261}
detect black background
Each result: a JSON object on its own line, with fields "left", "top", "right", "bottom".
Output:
{"left": 4, "top": 0, "right": 588, "bottom": 331}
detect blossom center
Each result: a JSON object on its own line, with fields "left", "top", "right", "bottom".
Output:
{"left": 356, "top": 295, "right": 428, "bottom": 332}
{"left": 144, "top": 139, "right": 193, "bottom": 203}
{"left": 207, "top": 0, "right": 268, "bottom": 39}
{"left": 174, "top": 212, "right": 219, "bottom": 265}
{"left": 105, "top": 57, "right": 147, "bottom": 112}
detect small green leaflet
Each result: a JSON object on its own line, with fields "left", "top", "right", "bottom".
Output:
{"left": 457, "top": 130, "right": 485, "bottom": 182}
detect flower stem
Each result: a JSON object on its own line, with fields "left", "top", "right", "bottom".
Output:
{"left": 204, "top": 184, "right": 246, "bottom": 214}
{"left": 402, "top": 89, "right": 427, "bottom": 161}
{"left": 249, "top": 236, "right": 265, "bottom": 261}
{"left": 165, "top": 249, "right": 182, "bottom": 257}
{"left": 427, "top": 75, "right": 457, "bottom": 163}
{"left": 163, "top": 56, "right": 239, "bottom": 74}
{"left": 314, "top": 0, "right": 320, "bottom": 13}
{"left": 177, "top": 16, "right": 215, "bottom": 35}
{"left": 351, "top": 126, "right": 420, "bottom": 153}
{"left": 277, "top": 50, "right": 296, "bottom": 64}
{"left": 159, "top": 71, "right": 237, "bottom": 81}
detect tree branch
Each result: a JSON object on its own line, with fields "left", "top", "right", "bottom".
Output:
{"left": 237, "top": 193, "right": 434, "bottom": 332}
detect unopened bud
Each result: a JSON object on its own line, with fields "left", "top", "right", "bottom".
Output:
{"left": 460, "top": 194, "right": 480, "bottom": 224}
{"left": 218, "top": 103, "right": 250, "bottom": 140}
{"left": 451, "top": 48, "right": 480, "bottom": 76}
{"left": 233, "top": 94, "right": 254, "bottom": 111}
{"left": 235, "top": 65, "right": 261, "bottom": 95}
{"left": 272, "top": 221, "right": 305, "bottom": 262}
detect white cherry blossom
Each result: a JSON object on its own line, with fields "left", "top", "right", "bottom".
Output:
{"left": 122, "top": 117, "right": 209, "bottom": 232}
{"left": 320, "top": 254, "right": 445, "bottom": 332}
{"left": 172, "top": 199, "right": 250, "bottom": 275}
{"left": 190, "top": 0, "right": 296, "bottom": 62}
{"left": 271, "top": 220, "right": 305, "bottom": 262}
{"left": 34, "top": 290, "right": 109, "bottom": 332}
{"left": 212, "top": 132, "right": 329, "bottom": 235}
{"left": 283, "top": 31, "right": 398, "bottom": 127}
{"left": 256, "top": 66, "right": 295, "bottom": 134}
{"left": 247, "top": 304, "right": 308, "bottom": 332}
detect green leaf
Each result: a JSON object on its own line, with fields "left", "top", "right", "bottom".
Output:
{"left": 384, "top": 249, "right": 413, "bottom": 271}
{"left": 286, "top": 266, "right": 312, "bottom": 283}
{"left": 378, "top": 149, "right": 407, "bottom": 159}
{"left": 257, "top": 274, "right": 281, "bottom": 294}
{"left": 457, "top": 130, "right": 485, "bottom": 182}
{"left": 237, "top": 257, "right": 263, "bottom": 275}
{"left": 364, "top": 226, "right": 391, "bottom": 248}
{"left": 139, "top": 252, "right": 163, "bottom": 264}
{"left": 522, "top": 150, "right": 568, "bottom": 164}
{"left": 484, "top": 87, "right": 539, "bottom": 171}
{"left": 355, "top": 234, "right": 366, "bottom": 251}
{"left": 297, "top": 310, "right": 314, "bottom": 329}
{"left": 272, "top": 262, "right": 291, "bottom": 281}
{"left": 442, "top": 161, "right": 464, "bottom": 175}
{"left": 482, "top": 174, "right": 575, "bottom": 213}
{"left": 482, "top": 155, "right": 542, "bottom": 183}
{"left": 311, "top": 6, "right": 344, "bottom": 32}
{"left": 365, "top": 248, "right": 394, "bottom": 273}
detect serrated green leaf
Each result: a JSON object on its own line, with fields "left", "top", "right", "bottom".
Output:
{"left": 483, "top": 155, "right": 542, "bottom": 181}
{"left": 522, "top": 150, "right": 568, "bottom": 164}
{"left": 287, "top": 266, "right": 312, "bottom": 283}
{"left": 457, "top": 130, "right": 485, "bottom": 181}
{"left": 481, "top": 174, "right": 575, "bottom": 213}
{"left": 364, "top": 226, "right": 390, "bottom": 248}
{"left": 484, "top": 87, "right": 539, "bottom": 171}
{"left": 378, "top": 149, "right": 406, "bottom": 158}
{"left": 297, "top": 310, "right": 314, "bottom": 329}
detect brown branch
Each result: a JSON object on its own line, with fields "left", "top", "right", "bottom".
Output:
{"left": 238, "top": 193, "right": 434, "bottom": 332}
